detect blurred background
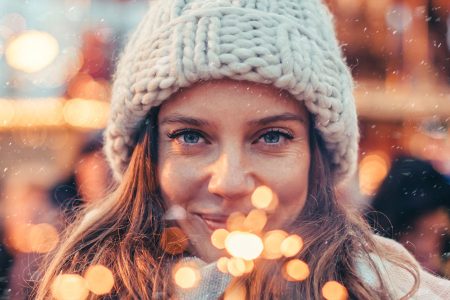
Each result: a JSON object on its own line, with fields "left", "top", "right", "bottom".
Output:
{"left": 0, "top": 0, "right": 448, "bottom": 298}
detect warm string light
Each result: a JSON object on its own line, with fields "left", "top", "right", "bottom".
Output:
{"left": 0, "top": 98, "right": 110, "bottom": 130}
{"left": 7, "top": 223, "right": 59, "bottom": 253}
{"left": 322, "top": 281, "right": 349, "bottom": 300}
{"left": 172, "top": 261, "right": 201, "bottom": 289}
{"left": 51, "top": 264, "right": 115, "bottom": 300}
{"left": 5, "top": 30, "right": 59, "bottom": 73}
{"left": 163, "top": 186, "right": 348, "bottom": 295}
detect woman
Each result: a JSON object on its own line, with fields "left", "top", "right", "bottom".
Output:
{"left": 35, "top": 0, "right": 450, "bottom": 299}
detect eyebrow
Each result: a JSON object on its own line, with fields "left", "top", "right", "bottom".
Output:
{"left": 159, "top": 114, "right": 210, "bottom": 127}
{"left": 247, "top": 113, "right": 306, "bottom": 126}
{"left": 159, "top": 113, "right": 305, "bottom": 127}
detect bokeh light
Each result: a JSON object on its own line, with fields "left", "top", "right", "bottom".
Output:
{"left": 358, "top": 152, "right": 389, "bottom": 195}
{"left": 211, "top": 228, "right": 229, "bottom": 249}
{"left": 283, "top": 259, "right": 310, "bottom": 282}
{"left": 225, "top": 231, "right": 263, "bottom": 260}
{"left": 251, "top": 186, "right": 274, "bottom": 209}
{"left": 217, "top": 257, "right": 229, "bottom": 273}
{"left": 262, "top": 230, "right": 288, "bottom": 259}
{"left": 227, "top": 257, "right": 246, "bottom": 277}
{"left": 322, "top": 281, "right": 349, "bottom": 300}
{"left": 51, "top": 274, "right": 89, "bottom": 300}
{"left": 28, "top": 223, "right": 59, "bottom": 253}
{"left": 5, "top": 30, "right": 59, "bottom": 73}
{"left": 243, "top": 209, "right": 267, "bottom": 233}
{"left": 84, "top": 264, "right": 114, "bottom": 295}
{"left": 243, "top": 259, "right": 254, "bottom": 274}
{"left": 6, "top": 223, "right": 59, "bottom": 253}
{"left": 63, "top": 98, "right": 109, "bottom": 129}
{"left": 226, "top": 212, "right": 246, "bottom": 231}
{"left": 173, "top": 262, "right": 201, "bottom": 289}
{"left": 280, "top": 234, "right": 303, "bottom": 258}
{"left": 67, "top": 73, "right": 110, "bottom": 102}
{"left": 0, "top": 99, "right": 15, "bottom": 127}
{"left": 160, "top": 227, "right": 189, "bottom": 255}
{"left": 224, "top": 282, "right": 247, "bottom": 300}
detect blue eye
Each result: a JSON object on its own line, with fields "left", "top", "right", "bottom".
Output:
{"left": 182, "top": 132, "right": 200, "bottom": 144}
{"left": 167, "top": 129, "right": 204, "bottom": 144}
{"left": 263, "top": 131, "right": 281, "bottom": 144}
{"left": 257, "top": 129, "right": 293, "bottom": 145}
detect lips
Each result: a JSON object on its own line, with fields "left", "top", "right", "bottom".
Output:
{"left": 194, "top": 213, "right": 228, "bottom": 231}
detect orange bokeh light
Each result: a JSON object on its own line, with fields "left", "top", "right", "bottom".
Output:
{"left": 283, "top": 259, "right": 310, "bottom": 282}
{"left": 173, "top": 263, "right": 200, "bottom": 289}
{"left": 262, "top": 230, "right": 288, "bottom": 259}
{"left": 217, "top": 257, "right": 229, "bottom": 273}
{"left": 358, "top": 152, "right": 389, "bottom": 195}
{"left": 243, "top": 209, "right": 267, "bottom": 233}
{"left": 226, "top": 212, "right": 246, "bottom": 231}
{"left": 84, "top": 264, "right": 114, "bottom": 295}
{"left": 211, "top": 228, "right": 229, "bottom": 250}
{"left": 51, "top": 274, "right": 89, "bottom": 300}
{"left": 227, "top": 257, "right": 246, "bottom": 277}
{"left": 251, "top": 186, "right": 274, "bottom": 209}
{"left": 280, "top": 234, "right": 303, "bottom": 258}
{"left": 322, "top": 281, "right": 349, "bottom": 300}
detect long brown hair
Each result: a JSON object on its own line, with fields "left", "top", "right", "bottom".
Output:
{"left": 34, "top": 109, "right": 418, "bottom": 299}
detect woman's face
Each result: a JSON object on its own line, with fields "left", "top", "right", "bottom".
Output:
{"left": 157, "top": 80, "right": 310, "bottom": 262}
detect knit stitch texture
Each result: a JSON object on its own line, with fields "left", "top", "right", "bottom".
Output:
{"left": 104, "top": 0, "right": 358, "bottom": 182}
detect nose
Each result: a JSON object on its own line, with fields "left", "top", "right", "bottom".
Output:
{"left": 207, "top": 147, "right": 255, "bottom": 201}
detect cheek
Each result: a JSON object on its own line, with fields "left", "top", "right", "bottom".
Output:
{"left": 157, "top": 157, "right": 201, "bottom": 206}
{"left": 264, "top": 153, "right": 310, "bottom": 226}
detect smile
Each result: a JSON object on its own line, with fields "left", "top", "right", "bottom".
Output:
{"left": 194, "top": 213, "right": 228, "bottom": 231}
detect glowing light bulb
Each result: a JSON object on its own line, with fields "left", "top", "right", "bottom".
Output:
{"left": 280, "top": 234, "right": 303, "bottom": 257}
{"left": 51, "top": 274, "right": 89, "bottom": 300}
{"left": 5, "top": 30, "right": 59, "bottom": 73}
{"left": 322, "top": 281, "right": 349, "bottom": 300}
{"left": 225, "top": 231, "right": 263, "bottom": 260}
{"left": 84, "top": 264, "right": 114, "bottom": 295}
{"left": 283, "top": 259, "right": 310, "bottom": 281}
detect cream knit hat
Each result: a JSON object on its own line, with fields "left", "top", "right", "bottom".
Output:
{"left": 104, "top": 0, "right": 359, "bottom": 183}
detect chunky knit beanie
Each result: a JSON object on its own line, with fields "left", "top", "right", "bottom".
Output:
{"left": 104, "top": 0, "right": 359, "bottom": 183}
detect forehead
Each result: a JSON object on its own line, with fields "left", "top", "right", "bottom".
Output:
{"left": 158, "top": 79, "right": 308, "bottom": 120}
